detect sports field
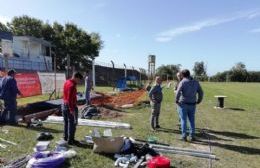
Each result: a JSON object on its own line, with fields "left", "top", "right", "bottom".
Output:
{"left": 0, "top": 82, "right": 259, "bottom": 168}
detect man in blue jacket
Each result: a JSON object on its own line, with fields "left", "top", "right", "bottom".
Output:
{"left": 176, "top": 69, "right": 203, "bottom": 141}
{"left": 0, "top": 69, "right": 22, "bottom": 124}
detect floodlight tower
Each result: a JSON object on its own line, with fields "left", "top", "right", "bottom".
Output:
{"left": 148, "top": 55, "right": 156, "bottom": 80}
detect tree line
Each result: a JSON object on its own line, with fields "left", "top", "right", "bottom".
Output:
{"left": 156, "top": 61, "right": 260, "bottom": 82}
{"left": 210, "top": 62, "right": 260, "bottom": 82}
{"left": 0, "top": 15, "right": 103, "bottom": 71}
{"left": 155, "top": 61, "right": 208, "bottom": 81}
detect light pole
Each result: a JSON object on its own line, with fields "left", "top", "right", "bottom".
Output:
{"left": 51, "top": 51, "right": 57, "bottom": 99}
{"left": 123, "top": 64, "right": 127, "bottom": 78}
{"left": 111, "top": 60, "right": 115, "bottom": 89}
{"left": 92, "top": 59, "right": 96, "bottom": 88}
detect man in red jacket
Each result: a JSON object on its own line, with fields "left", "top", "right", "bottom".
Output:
{"left": 62, "top": 72, "right": 83, "bottom": 145}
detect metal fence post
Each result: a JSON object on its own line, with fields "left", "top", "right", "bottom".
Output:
{"left": 92, "top": 59, "right": 96, "bottom": 88}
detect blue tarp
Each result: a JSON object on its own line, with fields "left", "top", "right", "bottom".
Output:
{"left": 0, "top": 31, "right": 13, "bottom": 41}
{"left": 116, "top": 78, "right": 127, "bottom": 90}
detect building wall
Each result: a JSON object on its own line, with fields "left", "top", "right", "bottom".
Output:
{"left": 0, "top": 39, "right": 13, "bottom": 57}
{"left": 8, "top": 37, "right": 53, "bottom": 71}
{"left": 13, "top": 38, "right": 43, "bottom": 58}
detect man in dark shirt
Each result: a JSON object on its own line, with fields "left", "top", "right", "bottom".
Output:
{"left": 62, "top": 72, "right": 83, "bottom": 145}
{"left": 0, "top": 69, "right": 21, "bottom": 124}
{"left": 149, "top": 76, "right": 163, "bottom": 131}
{"left": 175, "top": 69, "right": 203, "bottom": 141}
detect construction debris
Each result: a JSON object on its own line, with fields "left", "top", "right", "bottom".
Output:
{"left": 4, "top": 155, "right": 31, "bottom": 168}
{"left": 134, "top": 140, "right": 216, "bottom": 160}
{"left": 44, "top": 116, "right": 132, "bottom": 129}
{"left": 23, "top": 108, "right": 59, "bottom": 124}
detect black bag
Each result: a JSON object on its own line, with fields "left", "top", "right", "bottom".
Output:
{"left": 81, "top": 105, "right": 99, "bottom": 119}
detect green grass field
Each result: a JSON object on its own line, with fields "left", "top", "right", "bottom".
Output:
{"left": 1, "top": 83, "right": 260, "bottom": 168}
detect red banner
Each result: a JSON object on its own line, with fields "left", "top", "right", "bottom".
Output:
{"left": 15, "top": 73, "right": 42, "bottom": 97}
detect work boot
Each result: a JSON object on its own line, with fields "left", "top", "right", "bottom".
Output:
{"left": 180, "top": 136, "right": 187, "bottom": 142}
{"left": 68, "top": 139, "right": 81, "bottom": 146}
{"left": 150, "top": 127, "right": 156, "bottom": 132}
{"left": 155, "top": 125, "right": 161, "bottom": 129}
{"left": 190, "top": 137, "right": 196, "bottom": 142}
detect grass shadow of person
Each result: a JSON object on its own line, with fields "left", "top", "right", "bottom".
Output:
{"left": 192, "top": 139, "right": 260, "bottom": 155}
{"left": 197, "top": 128, "right": 259, "bottom": 140}
{"left": 195, "top": 131, "right": 233, "bottom": 142}
{"left": 156, "top": 127, "right": 180, "bottom": 134}
{"left": 226, "top": 107, "right": 245, "bottom": 111}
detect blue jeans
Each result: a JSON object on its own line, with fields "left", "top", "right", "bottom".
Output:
{"left": 0, "top": 99, "right": 17, "bottom": 124}
{"left": 85, "top": 90, "right": 91, "bottom": 105}
{"left": 176, "top": 106, "right": 181, "bottom": 124}
{"left": 178, "top": 104, "right": 196, "bottom": 138}
{"left": 150, "top": 102, "right": 161, "bottom": 129}
{"left": 62, "top": 104, "right": 78, "bottom": 142}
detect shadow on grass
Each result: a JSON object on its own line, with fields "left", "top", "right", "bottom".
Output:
{"left": 193, "top": 140, "right": 260, "bottom": 155}
{"left": 3, "top": 123, "right": 63, "bottom": 134}
{"left": 198, "top": 128, "right": 259, "bottom": 140}
{"left": 195, "top": 131, "right": 232, "bottom": 142}
{"left": 156, "top": 127, "right": 180, "bottom": 134}
{"left": 226, "top": 107, "right": 245, "bottom": 111}
{"left": 27, "top": 126, "right": 63, "bottom": 133}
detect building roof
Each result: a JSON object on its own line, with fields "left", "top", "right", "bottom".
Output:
{"left": 13, "top": 36, "right": 52, "bottom": 46}
{"left": 0, "top": 31, "right": 13, "bottom": 41}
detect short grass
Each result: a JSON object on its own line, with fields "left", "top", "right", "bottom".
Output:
{"left": 1, "top": 83, "right": 260, "bottom": 168}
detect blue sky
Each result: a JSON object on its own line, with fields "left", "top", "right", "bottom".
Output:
{"left": 1, "top": 0, "right": 260, "bottom": 75}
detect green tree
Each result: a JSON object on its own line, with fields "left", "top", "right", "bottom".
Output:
{"left": 230, "top": 62, "right": 248, "bottom": 82}
{"left": 7, "top": 15, "right": 43, "bottom": 38}
{"left": 156, "top": 64, "right": 181, "bottom": 80}
{"left": 6, "top": 16, "right": 103, "bottom": 71}
{"left": 0, "top": 22, "right": 9, "bottom": 32}
{"left": 193, "top": 61, "right": 207, "bottom": 81}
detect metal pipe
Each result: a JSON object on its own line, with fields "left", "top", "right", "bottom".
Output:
{"left": 154, "top": 148, "right": 216, "bottom": 160}
{"left": 51, "top": 51, "right": 57, "bottom": 98}
{"left": 124, "top": 64, "right": 127, "bottom": 78}
{"left": 92, "top": 59, "right": 96, "bottom": 88}
{"left": 150, "top": 144, "right": 213, "bottom": 155}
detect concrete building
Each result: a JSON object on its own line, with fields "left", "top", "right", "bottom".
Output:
{"left": 0, "top": 31, "right": 52, "bottom": 71}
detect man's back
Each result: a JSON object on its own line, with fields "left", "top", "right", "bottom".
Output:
{"left": 176, "top": 78, "right": 203, "bottom": 104}
{"left": 1, "top": 76, "right": 19, "bottom": 100}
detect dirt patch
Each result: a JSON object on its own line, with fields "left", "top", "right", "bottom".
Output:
{"left": 91, "top": 89, "right": 146, "bottom": 107}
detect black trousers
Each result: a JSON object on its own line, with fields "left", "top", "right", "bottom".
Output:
{"left": 62, "top": 104, "right": 78, "bottom": 142}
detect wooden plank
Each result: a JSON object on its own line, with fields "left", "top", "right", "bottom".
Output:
{"left": 22, "top": 108, "right": 59, "bottom": 123}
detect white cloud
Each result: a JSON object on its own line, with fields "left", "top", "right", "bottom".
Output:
{"left": 250, "top": 28, "right": 260, "bottom": 33}
{"left": 0, "top": 15, "right": 10, "bottom": 24}
{"left": 156, "top": 9, "right": 260, "bottom": 42}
